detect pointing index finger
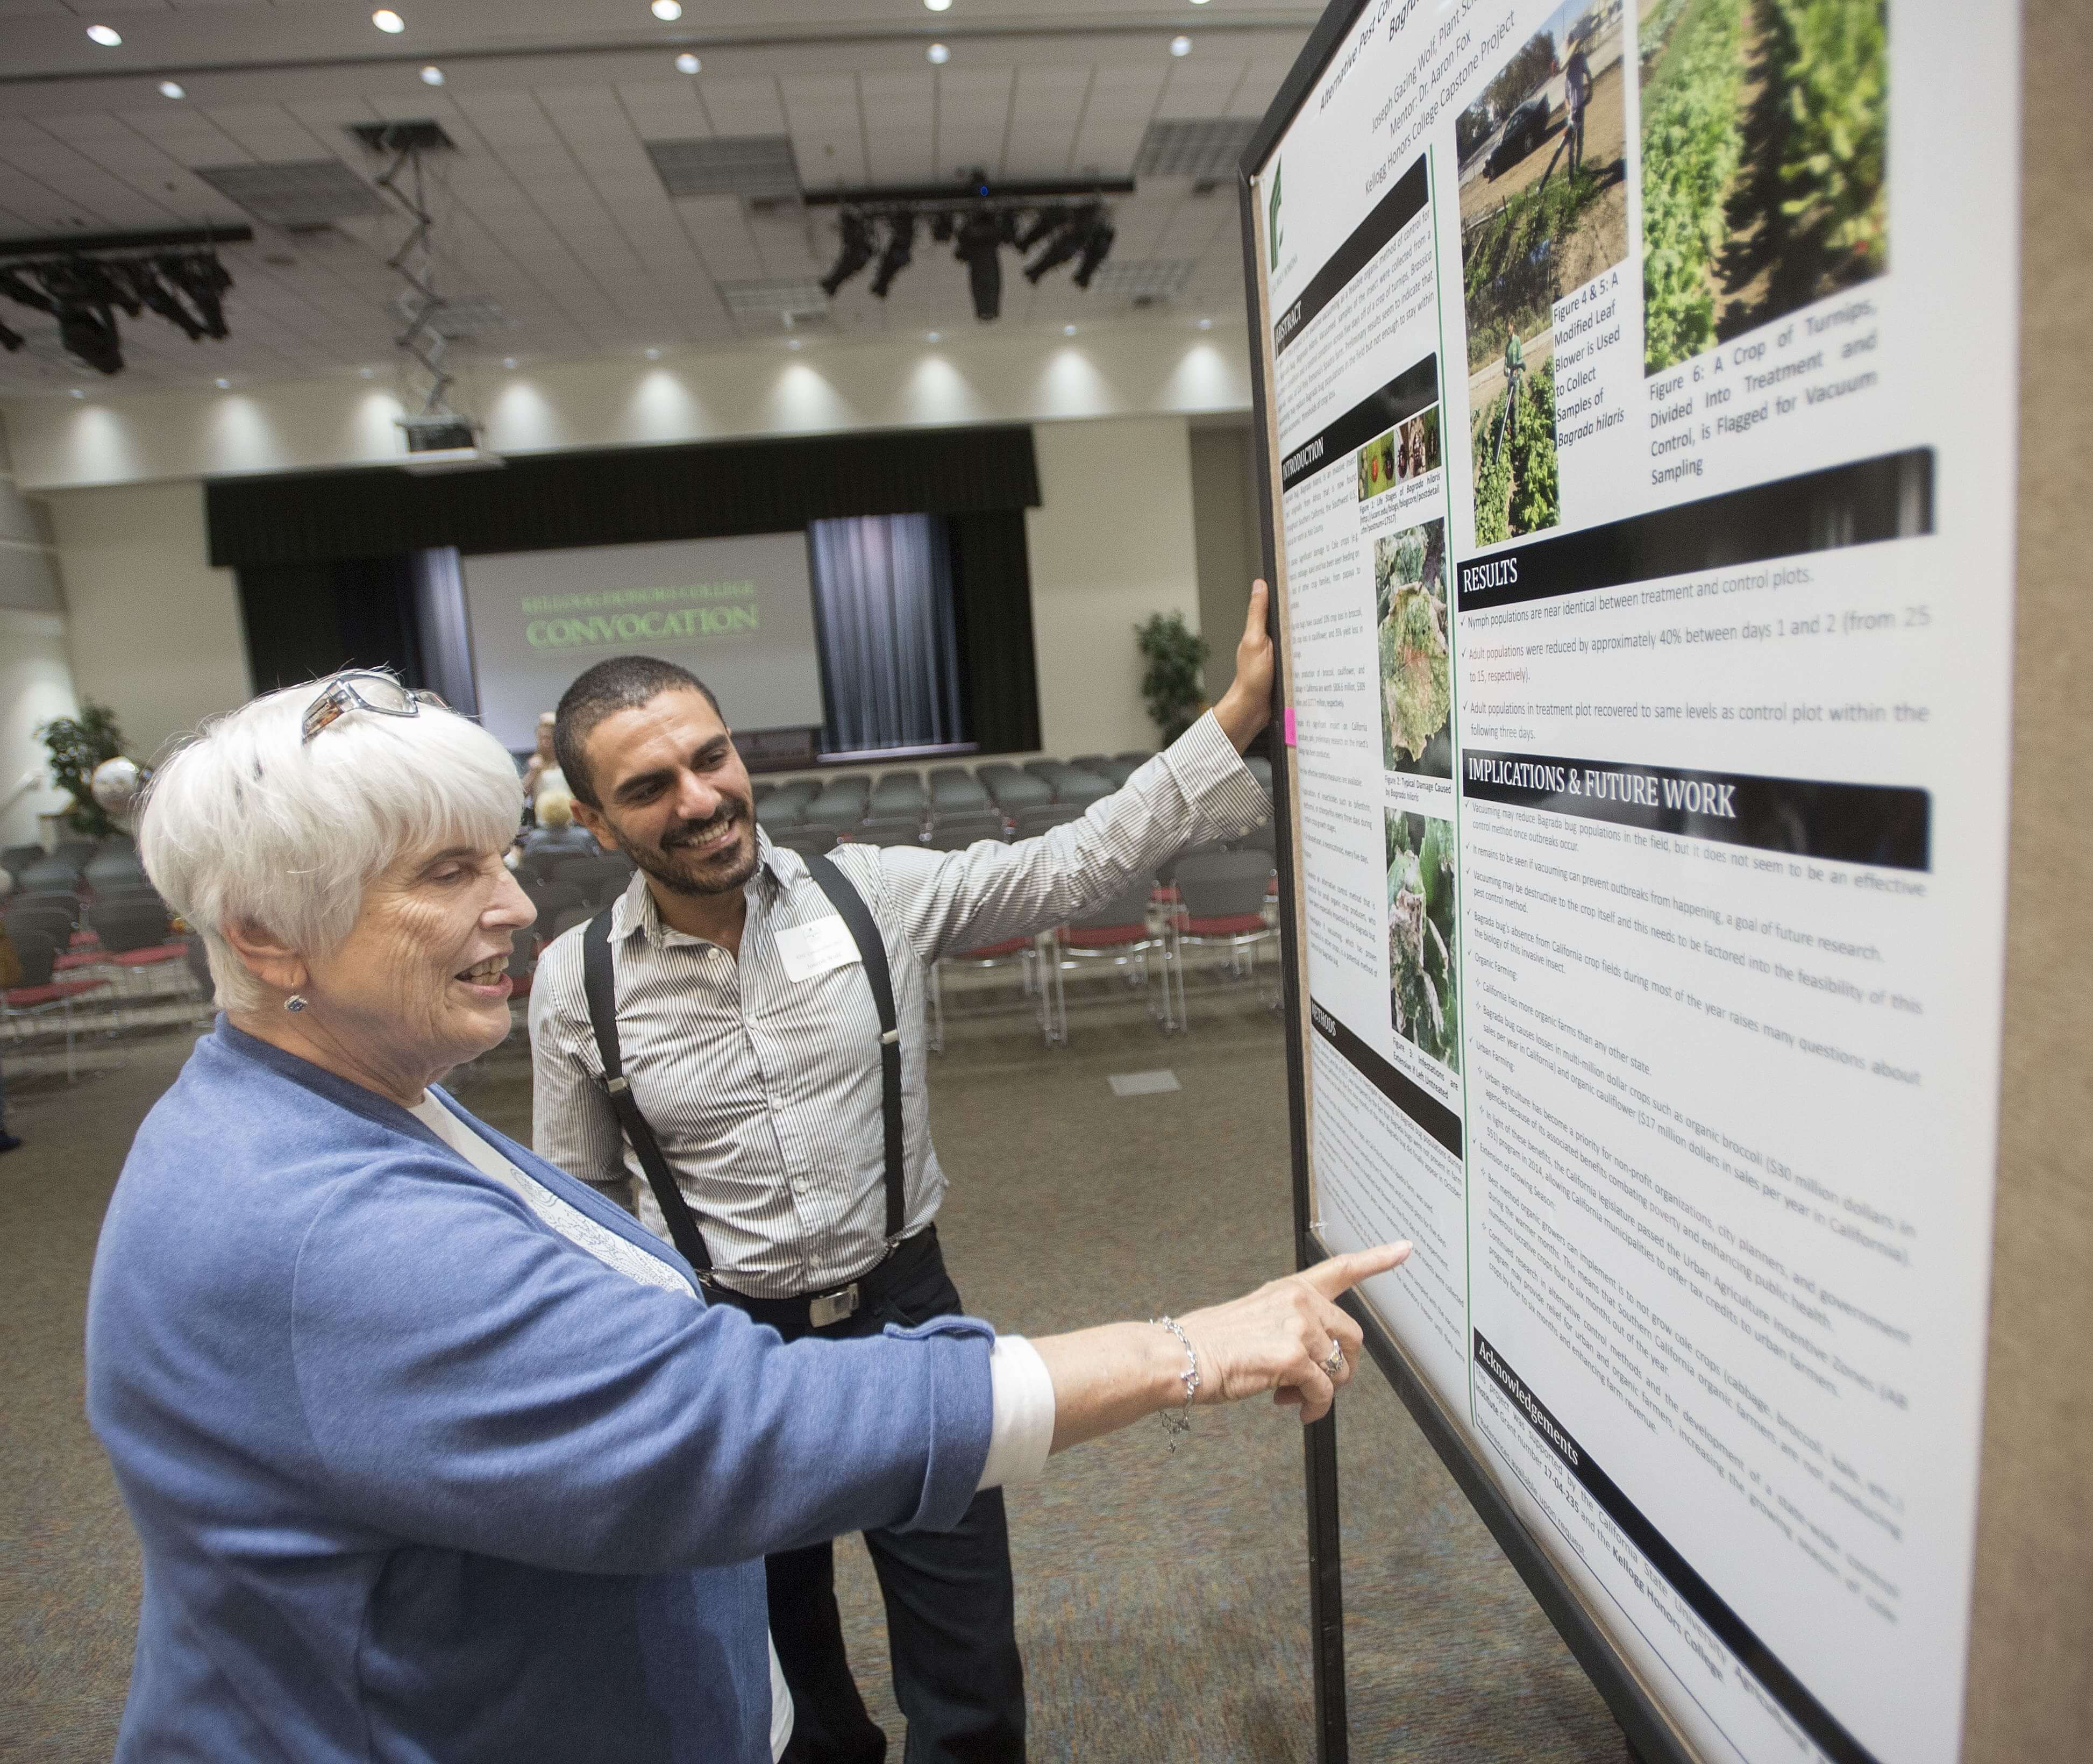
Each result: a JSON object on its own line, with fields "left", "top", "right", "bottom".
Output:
{"left": 1301, "top": 1242, "right": 1411, "bottom": 1300}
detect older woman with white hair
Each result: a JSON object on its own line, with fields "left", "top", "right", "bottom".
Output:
{"left": 84, "top": 670, "right": 1407, "bottom": 1764}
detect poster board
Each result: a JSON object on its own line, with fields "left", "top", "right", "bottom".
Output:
{"left": 1238, "top": 2, "right": 2052, "bottom": 1760}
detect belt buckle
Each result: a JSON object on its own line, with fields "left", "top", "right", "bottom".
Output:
{"left": 809, "top": 1283, "right": 859, "bottom": 1328}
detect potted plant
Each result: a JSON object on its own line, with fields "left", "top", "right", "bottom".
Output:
{"left": 40, "top": 702, "right": 130, "bottom": 838}
{"left": 1133, "top": 611, "right": 1210, "bottom": 745}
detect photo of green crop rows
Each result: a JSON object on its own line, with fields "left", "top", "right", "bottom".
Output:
{"left": 1639, "top": 0, "right": 1887, "bottom": 374}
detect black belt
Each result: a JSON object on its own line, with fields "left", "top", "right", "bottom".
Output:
{"left": 710, "top": 1224, "right": 942, "bottom": 1336}
{"left": 579, "top": 851, "right": 907, "bottom": 1282}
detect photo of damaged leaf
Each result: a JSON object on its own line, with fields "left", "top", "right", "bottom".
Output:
{"left": 1389, "top": 813, "right": 1460, "bottom": 1072}
{"left": 1377, "top": 517, "right": 1453, "bottom": 777}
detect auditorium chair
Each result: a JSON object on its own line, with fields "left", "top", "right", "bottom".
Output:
{"left": 552, "top": 854, "right": 636, "bottom": 908}
{"left": 849, "top": 816, "right": 926, "bottom": 847}
{"left": 1009, "top": 802, "right": 1085, "bottom": 840}
{"left": 84, "top": 850, "right": 151, "bottom": 891}
{"left": 2, "top": 926, "right": 114, "bottom": 1080}
{"left": 2, "top": 844, "right": 46, "bottom": 877}
{"left": 1067, "top": 755, "right": 1110, "bottom": 773}
{"left": 1165, "top": 848, "right": 1280, "bottom": 1025}
{"left": 1053, "top": 771, "right": 1113, "bottom": 809}
{"left": 928, "top": 768, "right": 988, "bottom": 809}
{"left": 777, "top": 826, "right": 839, "bottom": 858}
{"left": 871, "top": 772, "right": 926, "bottom": 814}
{"left": 1045, "top": 875, "right": 1172, "bottom": 1041}
{"left": 756, "top": 795, "right": 808, "bottom": 833}
{"left": 923, "top": 812, "right": 1006, "bottom": 850}
{"left": 18, "top": 858, "right": 84, "bottom": 894}
{"left": 978, "top": 767, "right": 1051, "bottom": 810}
{"left": 1245, "top": 754, "right": 1274, "bottom": 794}
{"left": 803, "top": 778, "right": 872, "bottom": 830}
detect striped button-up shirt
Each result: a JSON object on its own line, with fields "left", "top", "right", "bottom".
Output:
{"left": 529, "top": 713, "right": 1269, "bottom": 1297}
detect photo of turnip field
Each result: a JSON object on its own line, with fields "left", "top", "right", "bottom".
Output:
{"left": 1387, "top": 811, "right": 1460, "bottom": 1073}
{"left": 1638, "top": 0, "right": 1886, "bottom": 374}
{"left": 1377, "top": 518, "right": 1452, "bottom": 779}
{"left": 1459, "top": 0, "right": 1626, "bottom": 544}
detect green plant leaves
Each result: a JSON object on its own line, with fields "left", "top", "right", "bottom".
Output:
{"left": 38, "top": 701, "right": 129, "bottom": 838}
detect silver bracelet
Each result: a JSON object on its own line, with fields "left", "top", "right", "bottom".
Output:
{"left": 1151, "top": 1315, "right": 1200, "bottom": 1452}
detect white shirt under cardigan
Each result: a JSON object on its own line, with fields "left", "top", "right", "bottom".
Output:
{"left": 529, "top": 714, "right": 1270, "bottom": 1297}
{"left": 408, "top": 1091, "right": 1058, "bottom": 1763}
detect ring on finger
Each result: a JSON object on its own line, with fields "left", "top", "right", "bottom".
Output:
{"left": 1321, "top": 1342, "right": 1347, "bottom": 1377}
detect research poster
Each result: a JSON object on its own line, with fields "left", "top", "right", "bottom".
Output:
{"left": 1251, "top": 3, "right": 2016, "bottom": 1761}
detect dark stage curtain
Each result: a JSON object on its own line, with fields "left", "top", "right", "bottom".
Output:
{"left": 809, "top": 515, "right": 962, "bottom": 753}
{"left": 207, "top": 425, "right": 1042, "bottom": 570}
{"left": 238, "top": 555, "right": 423, "bottom": 694}
{"left": 948, "top": 509, "right": 1041, "bottom": 756}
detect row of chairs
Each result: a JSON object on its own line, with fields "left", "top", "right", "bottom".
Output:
{"left": 3, "top": 834, "right": 148, "bottom": 898}
{"left": 2, "top": 891, "right": 201, "bottom": 1079}
{"left": 930, "top": 843, "right": 1280, "bottom": 1048}
{"left": 753, "top": 752, "right": 1163, "bottom": 841}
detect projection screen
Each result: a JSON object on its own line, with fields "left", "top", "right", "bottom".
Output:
{"left": 462, "top": 532, "right": 824, "bottom": 750}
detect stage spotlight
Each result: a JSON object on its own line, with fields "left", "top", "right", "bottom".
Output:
{"left": 1022, "top": 204, "right": 1096, "bottom": 284}
{"left": 870, "top": 213, "right": 916, "bottom": 298}
{"left": 1071, "top": 214, "right": 1116, "bottom": 289}
{"left": 953, "top": 211, "right": 1003, "bottom": 321}
{"left": 818, "top": 210, "right": 878, "bottom": 297}
{"left": 163, "top": 252, "right": 232, "bottom": 337}
{"left": 930, "top": 211, "right": 956, "bottom": 244}
{"left": 58, "top": 304, "right": 125, "bottom": 375}
{"left": 1014, "top": 205, "right": 1068, "bottom": 252}
{"left": 0, "top": 317, "right": 22, "bottom": 353}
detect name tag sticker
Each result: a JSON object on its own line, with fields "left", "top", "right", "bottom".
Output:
{"left": 774, "top": 915, "right": 862, "bottom": 982}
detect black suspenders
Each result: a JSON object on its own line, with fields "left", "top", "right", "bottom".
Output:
{"left": 579, "top": 851, "right": 906, "bottom": 1280}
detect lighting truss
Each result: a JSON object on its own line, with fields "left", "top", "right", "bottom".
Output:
{"left": 0, "top": 240, "right": 233, "bottom": 376}
{"left": 809, "top": 170, "right": 1126, "bottom": 321}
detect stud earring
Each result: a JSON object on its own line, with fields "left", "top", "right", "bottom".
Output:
{"left": 284, "top": 994, "right": 309, "bottom": 1014}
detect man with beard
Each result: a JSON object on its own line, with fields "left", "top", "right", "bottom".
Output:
{"left": 529, "top": 587, "right": 1275, "bottom": 1764}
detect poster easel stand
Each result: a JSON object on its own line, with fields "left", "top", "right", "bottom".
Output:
{"left": 1238, "top": 1, "right": 2092, "bottom": 1760}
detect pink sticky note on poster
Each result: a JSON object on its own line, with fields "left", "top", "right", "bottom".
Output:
{"left": 1283, "top": 707, "right": 1297, "bottom": 746}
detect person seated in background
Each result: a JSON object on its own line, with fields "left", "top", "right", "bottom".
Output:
{"left": 84, "top": 669, "right": 1408, "bottom": 1764}
{"left": 520, "top": 708, "right": 564, "bottom": 809}
{"left": 515, "top": 787, "right": 600, "bottom": 881}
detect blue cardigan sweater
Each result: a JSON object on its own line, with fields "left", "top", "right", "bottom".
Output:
{"left": 84, "top": 1023, "right": 993, "bottom": 1762}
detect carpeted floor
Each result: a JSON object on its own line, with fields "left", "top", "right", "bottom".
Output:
{"left": 0, "top": 972, "right": 1624, "bottom": 1762}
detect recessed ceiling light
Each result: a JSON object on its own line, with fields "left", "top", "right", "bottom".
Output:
{"left": 644, "top": 347, "right": 661, "bottom": 360}
{"left": 925, "top": 0, "right": 952, "bottom": 10}
{"left": 215, "top": 377, "right": 231, "bottom": 389}
{"left": 674, "top": 52, "right": 701, "bottom": 74}
{"left": 1197, "top": 317, "right": 1213, "bottom": 329}
{"left": 926, "top": 41, "right": 950, "bottom": 64}
{"left": 788, "top": 338, "right": 802, "bottom": 350}
{"left": 926, "top": 331, "right": 941, "bottom": 342}
{"left": 651, "top": 0, "right": 682, "bottom": 17}
{"left": 86, "top": 24, "right": 122, "bottom": 46}
{"left": 360, "top": 366, "right": 376, "bottom": 378}
{"left": 1190, "top": 0, "right": 1211, "bottom": 5}
{"left": 70, "top": 388, "right": 87, "bottom": 399}
{"left": 372, "top": 9, "right": 404, "bottom": 33}
{"left": 502, "top": 356, "right": 518, "bottom": 368}
{"left": 1170, "top": 34, "right": 1193, "bottom": 56}
{"left": 419, "top": 65, "right": 444, "bottom": 85}
{"left": 1063, "top": 324, "right": 1078, "bottom": 336}
{"left": 158, "top": 80, "right": 186, "bottom": 99}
